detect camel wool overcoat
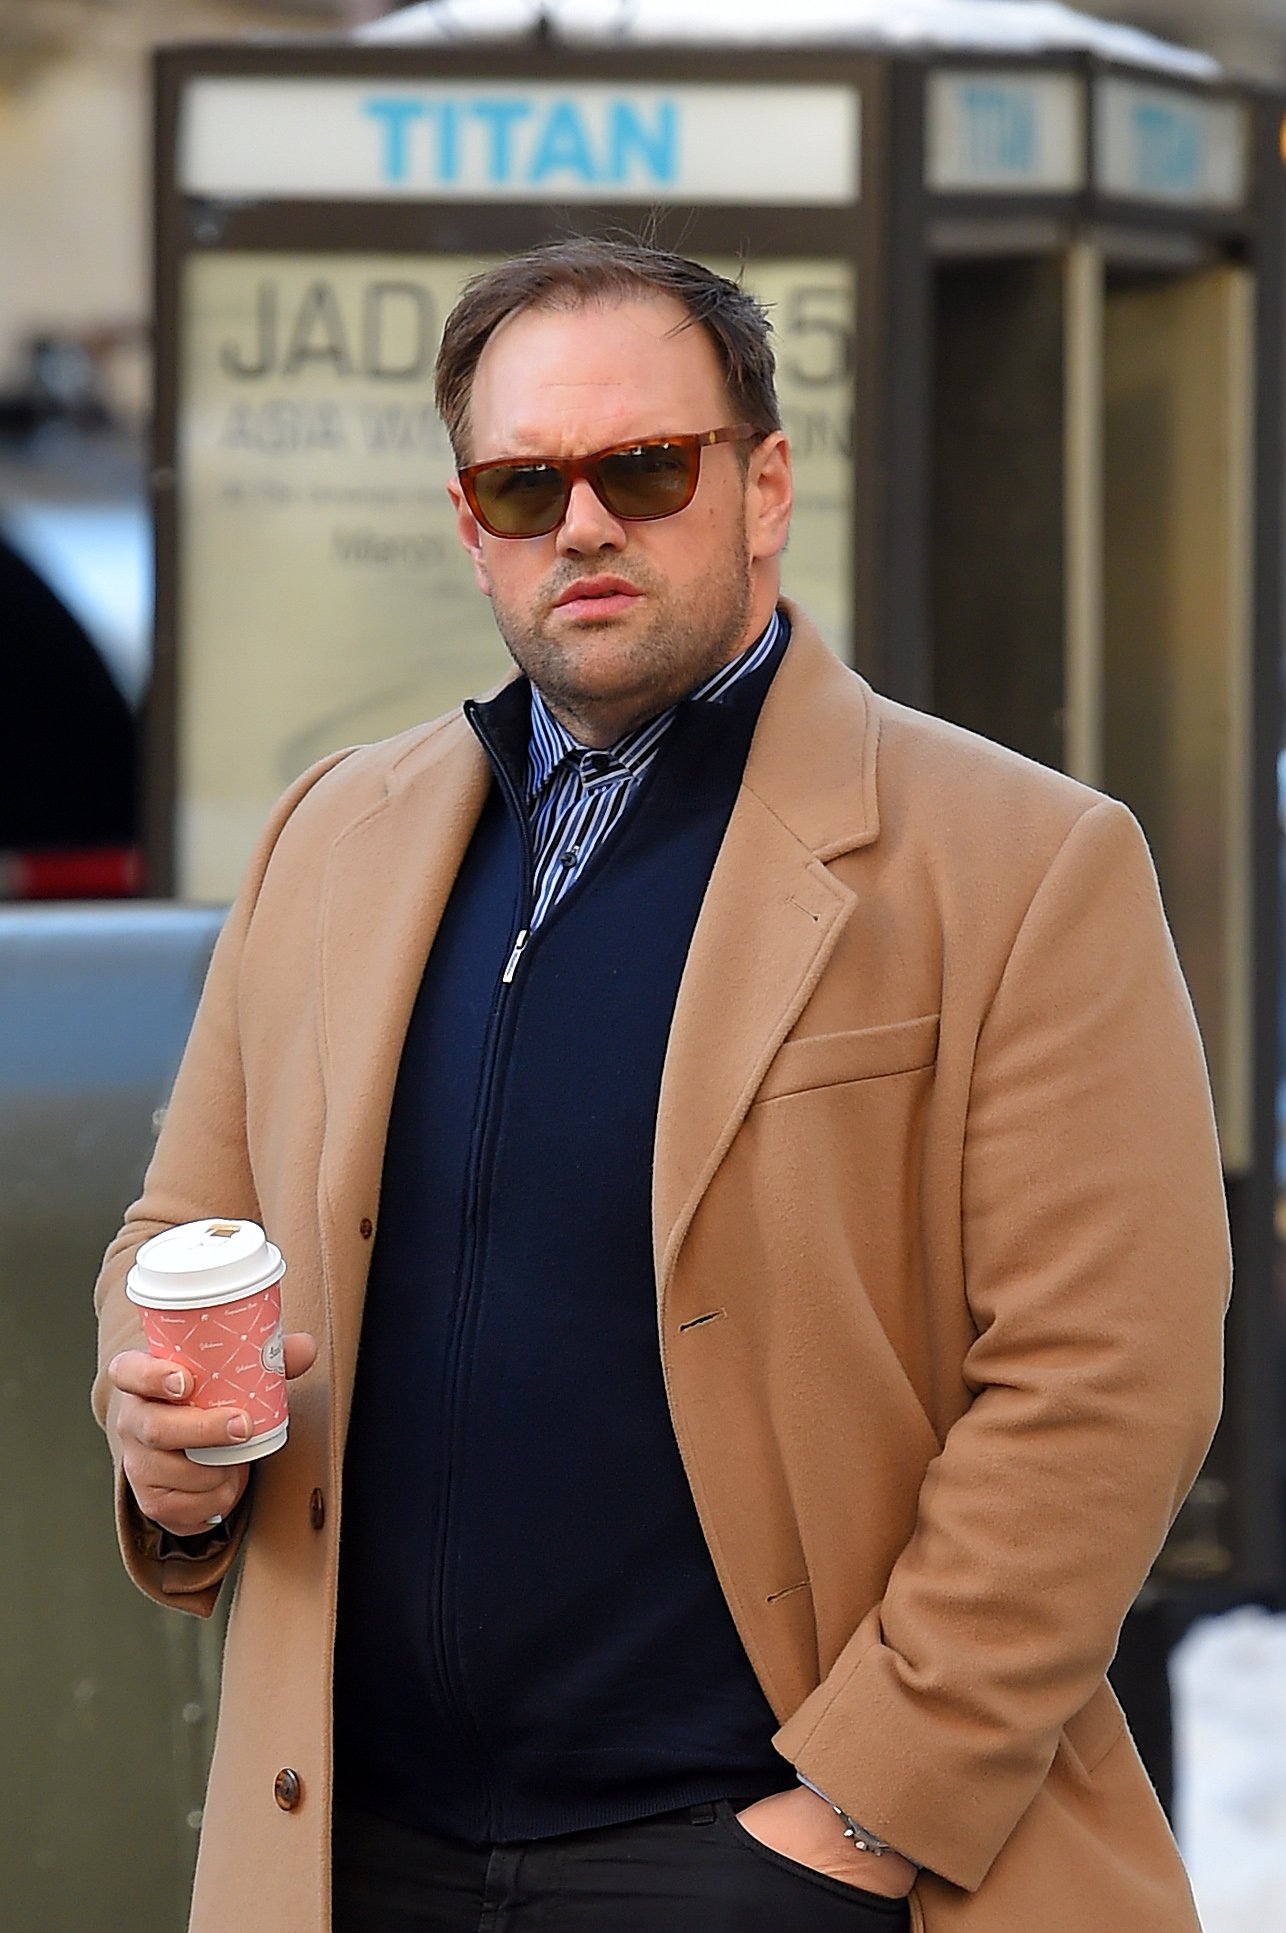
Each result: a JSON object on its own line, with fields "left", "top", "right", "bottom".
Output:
{"left": 94, "top": 605, "right": 1229, "bottom": 1933}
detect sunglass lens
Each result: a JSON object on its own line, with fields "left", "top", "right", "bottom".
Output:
{"left": 474, "top": 462, "right": 568, "bottom": 536}
{"left": 596, "top": 443, "right": 698, "bottom": 519}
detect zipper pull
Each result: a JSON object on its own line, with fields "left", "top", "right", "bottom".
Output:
{"left": 501, "top": 928, "right": 530, "bottom": 986}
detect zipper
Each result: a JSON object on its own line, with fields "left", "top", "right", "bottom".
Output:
{"left": 433, "top": 696, "right": 660, "bottom": 1801}
{"left": 428, "top": 704, "right": 536, "bottom": 1822}
{"left": 501, "top": 927, "right": 529, "bottom": 985}
{"left": 465, "top": 698, "right": 535, "bottom": 991}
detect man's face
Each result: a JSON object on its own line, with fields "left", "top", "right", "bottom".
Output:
{"left": 447, "top": 293, "right": 792, "bottom": 745}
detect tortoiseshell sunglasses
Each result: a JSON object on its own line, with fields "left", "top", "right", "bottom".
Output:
{"left": 457, "top": 425, "right": 760, "bottom": 538}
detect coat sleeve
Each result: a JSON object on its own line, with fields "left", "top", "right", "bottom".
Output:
{"left": 90, "top": 749, "right": 355, "bottom": 1617}
{"left": 773, "top": 797, "right": 1230, "bottom": 1888}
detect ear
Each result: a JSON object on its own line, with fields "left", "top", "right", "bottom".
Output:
{"left": 745, "top": 432, "right": 792, "bottom": 564}
{"left": 447, "top": 476, "right": 493, "bottom": 597}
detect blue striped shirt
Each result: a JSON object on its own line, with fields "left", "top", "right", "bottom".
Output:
{"left": 524, "top": 611, "right": 784, "bottom": 932}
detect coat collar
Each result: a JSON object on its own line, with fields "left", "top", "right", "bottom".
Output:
{"left": 652, "top": 599, "right": 881, "bottom": 1290}
{"left": 375, "top": 596, "right": 879, "bottom": 848}
{"left": 739, "top": 597, "right": 880, "bottom": 858}
{"left": 316, "top": 600, "right": 882, "bottom": 1368}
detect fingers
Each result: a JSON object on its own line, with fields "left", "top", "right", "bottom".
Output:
{"left": 109, "top": 1331, "right": 318, "bottom": 1539}
{"left": 110, "top": 1334, "right": 320, "bottom": 1396}
{"left": 283, "top": 1331, "right": 318, "bottom": 1380}
{"left": 114, "top": 1386, "right": 253, "bottom": 1456}
{"left": 114, "top": 1376, "right": 254, "bottom": 1537}
{"left": 109, "top": 1348, "right": 198, "bottom": 1403}
{"left": 127, "top": 1458, "right": 250, "bottom": 1540}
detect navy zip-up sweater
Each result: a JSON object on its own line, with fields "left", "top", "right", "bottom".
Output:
{"left": 333, "top": 639, "right": 789, "bottom": 1843}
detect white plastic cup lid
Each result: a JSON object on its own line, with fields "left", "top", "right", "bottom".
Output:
{"left": 126, "top": 1218, "right": 285, "bottom": 1311}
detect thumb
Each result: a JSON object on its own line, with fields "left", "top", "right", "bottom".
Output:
{"left": 283, "top": 1332, "right": 319, "bottom": 1380}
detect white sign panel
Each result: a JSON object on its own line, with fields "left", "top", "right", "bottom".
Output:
{"left": 712, "top": 258, "right": 855, "bottom": 674}
{"left": 1096, "top": 80, "right": 1246, "bottom": 208}
{"left": 175, "top": 253, "right": 511, "bottom": 898}
{"left": 179, "top": 79, "right": 860, "bottom": 205}
{"left": 927, "top": 71, "right": 1084, "bottom": 194}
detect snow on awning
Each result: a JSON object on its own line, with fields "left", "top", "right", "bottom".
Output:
{"left": 357, "top": 0, "right": 1218, "bottom": 83}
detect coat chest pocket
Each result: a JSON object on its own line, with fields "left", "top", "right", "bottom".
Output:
{"left": 756, "top": 1014, "right": 940, "bottom": 1103}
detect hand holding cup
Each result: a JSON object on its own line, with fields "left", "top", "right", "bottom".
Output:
{"left": 111, "top": 1218, "right": 315, "bottom": 1539}
{"left": 109, "top": 1332, "right": 318, "bottom": 1538}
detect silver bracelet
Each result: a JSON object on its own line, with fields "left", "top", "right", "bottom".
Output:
{"left": 795, "top": 1773, "right": 909, "bottom": 1862}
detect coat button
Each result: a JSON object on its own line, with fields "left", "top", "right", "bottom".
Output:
{"left": 359, "top": 1217, "right": 373, "bottom": 1239}
{"left": 274, "top": 1768, "right": 302, "bottom": 1811}
{"left": 309, "top": 1488, "right": 325, "bottom": 1531}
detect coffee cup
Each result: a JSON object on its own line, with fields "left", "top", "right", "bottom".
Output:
{"left": 126, "top": 1218, "right": 288, "bottom": 1465}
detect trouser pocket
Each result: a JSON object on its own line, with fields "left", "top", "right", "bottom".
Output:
{"left": 714, "top": 1801, "right": 913, "bottom": 1927}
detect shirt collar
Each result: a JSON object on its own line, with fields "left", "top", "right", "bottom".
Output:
{"left": 527, "top": 609, "right": 784, "bottom": 798}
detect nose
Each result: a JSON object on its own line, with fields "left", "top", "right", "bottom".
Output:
{"left": 556, "top": 475, "right": 626, "bottom": 555}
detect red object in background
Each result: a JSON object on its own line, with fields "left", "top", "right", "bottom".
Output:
{"left": 0, "top": 846, "right": 144, "bottom": 899}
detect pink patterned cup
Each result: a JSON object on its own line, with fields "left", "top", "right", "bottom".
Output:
{"left": 127, "top": 1219, "right": 288, "bottom": 1466}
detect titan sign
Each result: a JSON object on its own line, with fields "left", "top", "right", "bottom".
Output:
{"left": 179, "top": 79, "right": 861, "bottom": 204}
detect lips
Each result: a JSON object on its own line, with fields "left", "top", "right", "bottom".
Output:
{"left": 553, "top": 577, "right": 643, "bottom": 619}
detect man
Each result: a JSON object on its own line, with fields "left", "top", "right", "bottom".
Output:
{"left": 94, "top": 238, "right": 1228, "bottom": 1933}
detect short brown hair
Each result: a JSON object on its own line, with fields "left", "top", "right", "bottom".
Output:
{"left": 434, "top": 235, "right": 781, "bottom": 463}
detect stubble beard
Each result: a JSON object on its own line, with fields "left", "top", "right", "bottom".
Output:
{"left": 489, "top": 528, "right": 755, "bottom": 744}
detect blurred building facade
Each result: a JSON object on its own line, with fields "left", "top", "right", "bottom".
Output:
{"left": 0, "top": 2, "right": 401, "bottom": 418}
{"left": 1094, "top": 0, "right": 1286, "bottom": 78}
{"left": 1, "top": 0, "right": 1285, "bottom": 421}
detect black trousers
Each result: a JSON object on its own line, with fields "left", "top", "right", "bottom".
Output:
{"left": 333, "top": 1800, "right": 912, "bottom": 1933}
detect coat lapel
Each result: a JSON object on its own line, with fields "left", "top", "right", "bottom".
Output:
{"left": 653, "top": 605, "right": 882, "bottom": 1295}
{"left": 316, "top": 712, "right": 493, "bottom": 1381}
